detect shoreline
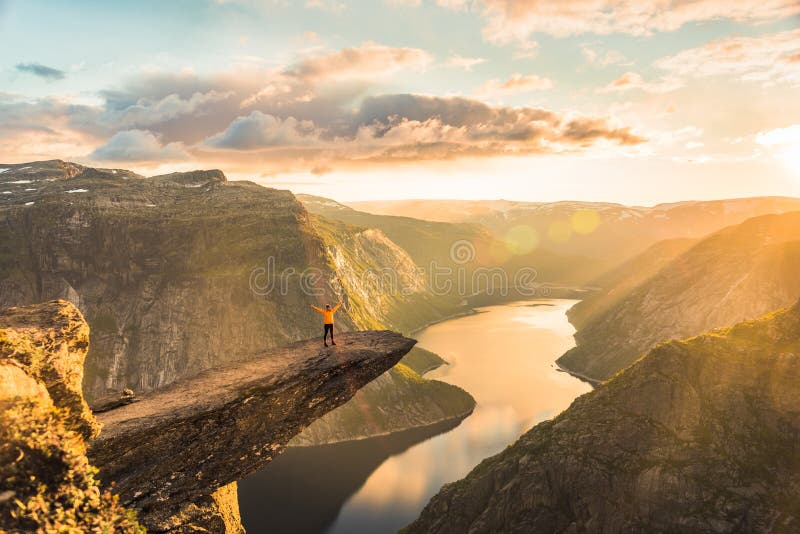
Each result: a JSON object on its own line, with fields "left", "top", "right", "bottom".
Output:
{"left": 407, "top": 308, "right": 479, "bottom": 336}
{"left": 555, "top": 362, "right": 601, "bottom": 388}
{"left": 287, "top": 406, "right": 476, "bottom": 449}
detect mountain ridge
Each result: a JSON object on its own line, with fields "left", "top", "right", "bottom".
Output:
{"left": 407, "top": 300, "right": 800, "bottom": 533}
{"left": 559, "top": 210, "right": 800, "bottom": 381}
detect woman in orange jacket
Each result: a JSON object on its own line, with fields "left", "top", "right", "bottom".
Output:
{"left": 311, "top": 302, "right": 341, "bottom": 347}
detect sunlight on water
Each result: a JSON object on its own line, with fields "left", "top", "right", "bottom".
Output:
{"left": 239, "top": 299, "right": 591, "bottom": 534}
{"left": 328, "top": 299, "right": 591, "bottom": 533}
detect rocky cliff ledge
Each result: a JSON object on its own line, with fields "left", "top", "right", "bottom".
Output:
{"left": 88, "top": 330, "right": 416, "bottom": 530}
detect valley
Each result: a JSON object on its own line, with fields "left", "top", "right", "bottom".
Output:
{"left": 2, "top": 159, "right": 800, "bottom": 533}
{"left": 5, "top": 4, "right": 800, "bottom": 532}
{"left": 239, "top": 300, "right": 591, "bottom": 533}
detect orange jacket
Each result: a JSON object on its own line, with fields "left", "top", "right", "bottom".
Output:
{"left": 311, "top": 303, "right": 341, "bottom": 324}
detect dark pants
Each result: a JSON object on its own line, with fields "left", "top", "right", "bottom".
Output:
{"left": 324, "top": 323, "right": 334, "bottom": 344}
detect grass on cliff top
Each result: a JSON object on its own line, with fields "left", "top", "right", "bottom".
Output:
{"left": 0, "top": 400, "right": 144, "bottom": 533}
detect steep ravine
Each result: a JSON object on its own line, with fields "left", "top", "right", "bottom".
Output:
{"left": 407, "top": 301, "right": 800, "bottom": 533}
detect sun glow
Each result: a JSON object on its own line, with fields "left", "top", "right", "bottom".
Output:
{"left": 778, "top": 147, "right": 800, "bottom": 174}
{"left": 756, "top": 125, "right": 800, "bottom": 175}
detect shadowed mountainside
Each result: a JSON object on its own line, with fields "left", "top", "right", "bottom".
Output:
{"left": 407, "top": 301, "right": 800, "bottom": 533}
{"left": 290, "top": 345, "right": 474, "bottom": 446}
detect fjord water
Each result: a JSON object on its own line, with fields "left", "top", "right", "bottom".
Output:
{"left": 239, "top": 299, "right": 591, "bottom": 533}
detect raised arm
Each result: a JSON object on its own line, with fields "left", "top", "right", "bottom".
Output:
{"left": 310, "top": 305, "right": 323, "bottom": 313}
{"left": 332, "top": 303, "right": 342, "bottom": 312}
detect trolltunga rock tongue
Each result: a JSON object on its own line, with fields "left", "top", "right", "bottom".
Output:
{"left": 88, "top": 330, "right": 415, "bottom": 518}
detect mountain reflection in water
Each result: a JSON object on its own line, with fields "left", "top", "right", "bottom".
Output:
{"left": 240, "top": 300, "right": 591, "bottom": 533}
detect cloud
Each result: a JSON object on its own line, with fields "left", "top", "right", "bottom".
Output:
{"left": 477, "top": 73, "right": 553, "bottom": 97}
{"left": 655, "top": 29, "right": 800, "bottom": 86}
{"left": 304, "top": 0, "right": 347, "bottom": 12}
{"left": 288, "top": 42, "right": 432, "bottom": 81}
{"left": 581, "top": 46, "right": 629, "bottom": 68}
{"left": 107, "top": 90, "right": 234, "bottom": 129}
{"left": 206, "top": 111, "right": 321, "bottom": 149}
{"left": 755, "top": 124, "right": 800, "bottom": 167}
{"left": 597, "top": 71, "right": 681, "bottom": 94}
{"left": 1, "top": 42, "right": 642, "bottom": 171}
{"left": 443, "top": 0, "right": 800, "bottom": 48}
{"left": 15, "top": 63, "right": 66, "bottom": 80}
{"left": 202, "top": 93, "right": 645, "bottom": 165}
{"left": 90, "top": 129, "right": 189, "bottom": 162}
{"left": 756, "top": 124, "right": 800, "bottom": 146}
{"left": 444, "top": 54, "right": 486, "bottom": 71}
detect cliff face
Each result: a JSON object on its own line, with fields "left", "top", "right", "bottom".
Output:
{"left": 88, "top": 330, "right": 416, "bottom": 531}
{"left": 0, "top": 299, "right": 98, "bottom": 438}
{"left": 290, "top": 347, "right": 475, "bottom": 446}
{"left": 407, "top": 301, "right": 800, "bottom": 534}
{"left": 0, "top": 299, "right": 416, "bottom": 532}
{"left": 0, "top": 301, "right": 142, "bottom": 532}
{"left": 0, "top": 161, "right": 454, "bottom": 404}
{"left": 0, "top": 161, "right": 356, "bottom": 400}
{"left": 559, "top": 212, "right": 800, "bottom": 381}
{"left": 310, "top": 214, "right": 458, "bottom": 332}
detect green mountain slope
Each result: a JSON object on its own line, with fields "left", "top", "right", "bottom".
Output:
{"left": 407, "top": 301, "right": 800, "bottom": 533}
{"left": 558, "top": 211, "right": 800, "bottom": 381}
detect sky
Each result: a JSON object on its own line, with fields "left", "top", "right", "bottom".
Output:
{"left": 1, "top": 0, "right": 799, "bottom": 204}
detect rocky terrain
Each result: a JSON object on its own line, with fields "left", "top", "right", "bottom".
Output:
{"left": 0, "top": 300, "right": 142, "bottom": 532}
{"left": 89, "top": 329, "right": 416, "bottom": 531}
{"left": 290, "top": 346, "right": 474, "bottom": 446}
{"left": 0, "top": 160, "right": 472, "bottom": 449}
{"left": 309, "top": 214, "right": 458, "bottom": 333}
{"left": 0, "top": 160, "right": 352, "bottom": 400}
{"left": 559, "top": 211, "right": 800, "bottom": 381}
{"left": 0, "top": 299, "right": 415, "bottom": 532}
{"left": 407, "top": 301, "right": 800, "bottom": 533}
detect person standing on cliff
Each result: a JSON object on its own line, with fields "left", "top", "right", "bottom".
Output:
{"left": 311, "top": 302, "right": 341, "bottom": 347}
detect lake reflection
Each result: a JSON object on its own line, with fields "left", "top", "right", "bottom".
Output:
{"left": 239, "top": 299, "right": 591, "bottom": 533}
